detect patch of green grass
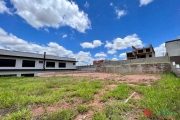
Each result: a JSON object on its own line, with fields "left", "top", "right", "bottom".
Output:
{"left": 0, "top": 77, "right": 80, "bottom": 116}
{"left": 101, "top": 84, "right": 130, "bottom": 102}
{"left": 131, "top": 73, "right": 180, "bottom": 119}
{"left": 43, "top": 109, "right": 77, "bottom": 120}
{"left": 92, "top": 101, "right": 132, "bottom": 120}
{"left": 0, "top": 76, "right": 103, "bottom": 119}
{"left": 65, "top": 98, "right": 76, "bottom": 104}
{"left": 92, "top": 111, "right": 106, "bottom": 120}
{"left": 139, "top": 82, "right": 147, "bottom": 86}
{"left": 104, "top": 101, "right": 133, "bottom": 120}
{"left": 77, "top": 105, "right": 89, "bottom": 114}
{"left": 3, "top": 109, "right": 31, "bottom": 120}
{"left": 69, "top": 81, "right": 103, "bottom": 102}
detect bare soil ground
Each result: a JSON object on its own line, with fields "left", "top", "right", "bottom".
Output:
{"left": 40, "top": 72, "right": 161, "bottom": 86}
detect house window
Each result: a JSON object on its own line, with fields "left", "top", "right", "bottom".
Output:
{"left": 73, "top": 63, "right": 75, "bottom": 65}
{"left": 138, "top": 50, "right": 143, "bottom": 53}
{"left": 0, "top": 58, "right": 16, "bottom": 67}
{"left": 149, "top": 55, "right": 152, "bottom": 57}
{"left": 146, "top": 49, "right": 150, "bottom": 52}
{"left": 39, "top": 61, "right": 43, "bottom": 63}
{"left": 22, "top": 60, "right": 35, "bottom": 67}
{"left": 59, "top": 62, "right": 66, "bottom": 68}
{"left": 46, "top": 62, "right": 55, "bottom": 68}
{"left": 138, "top": 55, "right": 146, "bottom": 58}
{"left": 141, "top": 55, "right": 146, "bottom": 58}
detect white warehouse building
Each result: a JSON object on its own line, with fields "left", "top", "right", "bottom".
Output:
{"left": 0, "top": 49, "right": 77, "bottom": 76}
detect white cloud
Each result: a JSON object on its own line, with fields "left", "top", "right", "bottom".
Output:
{"left": 75, "top": 51, "right": 94, "bottom": 65}
{"left": 154, "top": 43, "right": 166, "bottom": 57}
{"left": 80, "top": 40, "right": 103, "bottom": 49}
{"left": 95, "top": 57, "right": 106, "bottom": 60}
{"left": 139, "top": 0, "right": 153, "bottom": 6}
{"left": 110, "top": 4, "right": 126, "bottom": 19}
{"left": 44, "top": 28, "right": 49, "bottom": 33}
{"left": 105, "top": 34, "right": 144, "bottom": 54}
{"left": 110, "top": 2, "right": 113, "bottom": 6}
{"left": 0, "top": 27, "right": 74, "bottom": 57}
{"left": 0, "top": 27, "right": 94, "bottom": 65}
{"left": 115, "top": 9, "right": 126, "bottom": 19}
{"left": 0, "top": 0, "right": 11, "bottom": 14}
{"left": 84, "top": 1, "right": 89, "bottom": 8}
{"left": 119, "top": 52, "right": 126, "bottom": 60}
{"left": 112, "top": 58, "right": 118, "bottom": 61}
{"left": 95, "top": 52, "right": 107, "bottom": 57}
{"left": 107, "top": 49, "right": 117, "bottom": 54}
{"left": 62, "top": 34, "right": 67, "bottom": 38}
{"left": 10, "top": 0, "right": 91, "bottom": 33}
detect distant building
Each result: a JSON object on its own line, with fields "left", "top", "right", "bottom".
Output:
{"left": 165, "top": 38, "right": 180, "bottom": 64}
{"left": 93, "top": 60, "right": 104, "bottom": 67}
{"left": 0, "top": 49, "right": 77, "bottom": 76}
{"left": 126, "top": 44, "right": 155, "bottom": 60}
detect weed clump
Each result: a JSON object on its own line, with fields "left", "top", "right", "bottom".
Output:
{"left": 77, "top": 105, "right": 89, "bottom": 114}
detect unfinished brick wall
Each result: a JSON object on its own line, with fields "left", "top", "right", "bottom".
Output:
{"left": 93, "top": 60, "right": 104, "bottom": 67}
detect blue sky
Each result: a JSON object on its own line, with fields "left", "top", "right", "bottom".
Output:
{"left": 0, "top": 0, "right": 180, "bottom": 65}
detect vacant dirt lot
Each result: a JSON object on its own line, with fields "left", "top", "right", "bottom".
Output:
{"left": 40, "top": 72, "right": 161, "bottom": 86}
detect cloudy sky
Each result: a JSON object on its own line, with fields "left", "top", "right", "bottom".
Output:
{"left": 0, "top": 0, "right": 180, "bottom": 65}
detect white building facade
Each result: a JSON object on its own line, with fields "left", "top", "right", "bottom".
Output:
{"left": 0, "top": 49, "right": 77, "bottom": 76}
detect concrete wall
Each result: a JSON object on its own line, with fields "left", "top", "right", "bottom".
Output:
{"left": 79, "top": 68, "right": 96, "bottom": 71}
{"left": 171, "top": 62, "right": 180, "bottom": 77}
{"left": 172, "top": 66, "right": 180, "bottom": 77}
{"left": 96, "top": 63, "right": 171, "bottom": 73}
{"left": 166, "top": 40, "right": 180, "bottom": 56}
{"left": 102, "top": 56, "right": 169, "bottom": 66}
{"left": 76, "top": 65, "right": 96, "bottom": 71}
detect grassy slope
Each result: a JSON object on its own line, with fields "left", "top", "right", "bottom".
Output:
{"left": 0, "top": 73, "right": 179, "bottom": 120}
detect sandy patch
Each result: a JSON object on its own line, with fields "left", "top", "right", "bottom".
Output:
{"left": 32, "top": 107, "right": 45, "bottom": 116}
{"left": 31, "top": 100, "right": 76, "bottom": 116}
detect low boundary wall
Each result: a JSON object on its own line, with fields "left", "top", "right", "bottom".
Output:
{"left": 96, "top": 63, "right": 171, "bottom": 73}
{"left": 76, "top": 65, "right": 96, "bottom": 71}
{"left": 102, "top": 56, "right": 169, "bottom": 66}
